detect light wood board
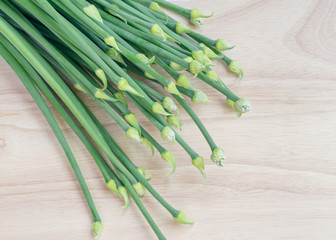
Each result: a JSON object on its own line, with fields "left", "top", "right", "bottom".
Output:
{"left": 1, "top": 0, "right": 336, "bottom": 239}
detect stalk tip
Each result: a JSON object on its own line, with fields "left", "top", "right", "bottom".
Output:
{"left": 176, "top": 22, "right": 192, "bottom": 34}
{"left": 211, "top": 148, "right": 226, "bottom": 167}
{"left": 106, "top": 179, "right": 119, "bottom": 195}
{"left": 92, "top": 221, "right": 103, "bottom": 240}
{"left": 118, "top": 78, "right": 143, "bottom": 97}
{"left": 126, "top": 127, "right": 142, "bottom": 142}
{"left": 205, "top": 70, "right": 220, "bottom": 82}
{"left": 190, "top": 8, "right": 214, "bottom": 20}
{"left": 114, "top": 91, "right": 128, "bottom": 108}
{"left": 190, "top": 18, "right": 204, "bottom": 26}
{"left": 161, "top": 150, "right": 176, "bottom": 175}
{"left": 95, "top": 69, "right": 107, "bottom": 90}
{"left": 161, "top": 126, "right": 176, "bottom": 143}
{"left": 162, "top": 96, "right": 179, "bottom": 113}
{"left": 192, "top": 156, "right": 206, "bottom": 179}
{"left": 133, "top": 182, "right": 146, "bottom": 197}
{"left": 176, "top": 74, "right": 193, "bottom": 89}
{"left": 104, "top": 36, "right": 120, "bottom": 51}
{"left": 170, "top": 61, "right": 187, "bottom": 71}
{"left": 164, "top": 82, "right": 184, "bottom": 98}
{"left": 167, "top": 115, "right": 183, "bottom": 130}
{"left": 200, "top": 43, "right": 221, "bottom": 59}
{"left": 189, "top": 60, "right": 206, "bottom": 77}
{"left": 137, "top": 167, "right": 151, "bottom": 181}
{"left": 151, "top": 24, "right": 166, "bottom": 41}
{"left": 141, "top": 137, "right": 155, "bottom": 156}
{"left": 227, "top": 98, "right": 251, "bottom": 116}
{"left": 152, "top": 102, "right": 171, "bottom": 116}
{"left": 216, "top": 39, "right": 235, "bottom": 52}
{"left": 84, "top": 5, "right": 103, "bottom": 23}
{"left": 174, "top": 211, "right": 194, "bottom": 224}
{"left": 192, "top": 89, "right": 209, "bottom": 104}
{"left": 228, "top": 60, "right": 243, "bottom": 81}
{"left": 125, "top": 113, "right": 140, "bottom": 133}
{"left": 94, "top": 89, "right": 116, "bottom": 102}
{"left": 118, "top": 186, "right": 130, "bottom": 209}
{"left": 136, "top": 53, "right": 155, "bottom": 65}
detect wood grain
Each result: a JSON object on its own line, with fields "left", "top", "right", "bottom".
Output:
{"left": 1, "top": 0, "right": 336, "bottom": 239}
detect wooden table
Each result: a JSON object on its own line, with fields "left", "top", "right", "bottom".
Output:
{"left": 1, "top": 0, "right": 336, "bottom": 239}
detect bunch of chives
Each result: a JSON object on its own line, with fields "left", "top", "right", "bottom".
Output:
{"left": 0, "top": 0, "right": 251, "bottom": 239}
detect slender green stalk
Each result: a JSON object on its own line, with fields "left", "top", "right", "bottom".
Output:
{"left": 0, "top": 36, "right": 101, "bottom": 223}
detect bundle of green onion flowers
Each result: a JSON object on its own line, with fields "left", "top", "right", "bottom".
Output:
{"left": 0, "top": 0, "right": 251, "bottom": 239}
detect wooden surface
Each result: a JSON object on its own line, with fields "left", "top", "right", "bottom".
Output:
{"left": 1, "top": 0, "right": 336, "bottom": 239}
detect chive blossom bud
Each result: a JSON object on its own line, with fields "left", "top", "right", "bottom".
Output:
{"left": 228, "top": 60, "right": 244, "bottom": 81}
{"left": 137, "top": 167, "right": 151, "bottom": 181}
{"left": 150, "top": 24, "right": 166, "bottom": 41}
{"left": 126, "top": 127, "right": 142, "bottom": 142}
{"left": 211, "top": 148, "right": 226, "bottom": 167}
{"left": 95, "top": 69, "right": 107, "bottom": 89}
{"left": 192, "top": 50, "right": 205, "bottom": 64}
{"left": 190, "top": 8, "right": 214, "bottom": 20}
{"left": 149, "top": 2, "right": 168, "bottom": 23}
{"left": 152, "top": 102, "right": 171, "bottom": 116}
{"left": 141, "top": 137, "right": 155, "bottom": 156}
{"left": 136, "top": 53, "right": 155, "bottom": 65}
{"left": 161, "top": 150, "right": 176, "bottom": 175}
{"left": 192, "top": 89, "right": 209, "bottom": 104}
{"left": 189, "top": 60, "right": 206, "bottom": 76}
{"left": 125, "top": 113, "right": 140, "bottom": 131}
{"left": 216, "top": 38, "right": 235, "bottom": 52}
{"left": 104, "top": 36, "right": 119, "bottom": 51}
{"left": 92, "top": 221, "right": 103, "bottom": 240}
{"left": 144, "top": 72, "right": 155, "bottom": 79}
{"left": 106, "top": 48, "right": 126, "bottom": 65}
{"left": 74, "top": 83, "right": 87, "bottom": 93}
{"left": 164, "top": 33, "right": 179, "bottom": 43}
{"left": 170, "top": 61, "right": 187, "bottom": 71}
{"left": 167, "top": 115, "right": 182, "bottom": 130}
{"left": 118, "top": 78, "right": 143, "bottom": 97}
{"left": 94, "top": 89, "right": 116, "bottom": 102}
{"left": 118, "top": 186, "right": 130, "bottom": 209}
{"left": 200, "top": 43, "right": 221, "bottom": 59}
{"left": 114, "top": 91, "right": 128, "bottom": 108}
{"left": 84, "top": 4, "right": 103, "bottom": 23}
{"left": 190, "top": 18, "right": 204, "bottom": 26}
{"left": 176, "top": 74, "right": 193, "bottom": 89}
{"left": 164, "top": 81, "right": 184, "bottom": 98}
{"left": 133, "top": 182, "right": 146, "bottom": 197}
{"left": 161, "top": 126, "right": 176, "bottom": 143}
{"left": 206, "top": 70, "right": 220, "bottom": 82}
{"left": 176, "top": 22, "right": 192, "bottom": 34}
{"left": 192, "top": 156, "right": 206, "bottom": 178}
{"left": 233, "top": 98, "right": 251, "bottom": 114}
{"left": 106, "top": 179, "right": 119, "bottom": 195}
{"left": 174, "top": 211, "right": 194, "bottom": 224}
{"left": 204, "top": 56, "right": 214, "bottom": 66}
{"left": 162, "top": 96, "right": 179, "bottom": 112}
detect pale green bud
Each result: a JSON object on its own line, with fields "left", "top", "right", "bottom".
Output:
{"left": 192, "top": 156, "right": 206, "bottom": 178}
{"left": 152, "top": 102, "right": 171, "bottom": 116}
{"left": 204, "top": 55, "right": 215, "bottom": 66}
{"left": 126, "top": 127, "right": 142, "bottom": 142}
{"left": 167, "top": 115, "right": 182, "bottom": 130}
{"left": 74, "top": 83, "right": 87, "bottom": 93}
{"left": 176, "top": 22, "right": 192, "bottom": 34}
{"left": 137, "top": 167, "right": 151, "bottom": 181}
{"left": 149, "top": 2, "right": 168, "bottom": 23}
{"left": 170, "top": 61, "right": 187, "bottom": 71}
{"left": 118, "top": 186, "right": 130, "bottom": 209}
{"left": 95, "top": 69, "right": 107, "bottom": 90}
{"left": 92, "top": 221, "right": 103, "bottom": 240}
{"left": 190, "top": 18, "right": 204, "bottom": 26}
{"left": 106, "top": 179, "right": 119, "bottom": 195}
{"left": 118, "top": 78, "right": 143, "bottom": 97}
{"left": 83, "top": 4, "right": 103, "bottom": 23}
{"left": 114, "top": 91, "right": 128, "bottom": 108}
{"left": 161, "top": 150, "right": 176, "bottom": 175}
{"left": 206, "top": 70, "right": 220, "bottom": 82}
{"left": 136, "top": 53, "right": 155, "bottom": 65}
{"left": 106, "top": 48, "right": 126, "bottom": 65}
{"left": 133, "top": 182, "right": 146, "bottom": 197}
{"left": 192, "top": 89, "right": 209, "bottom": 104}
{"left": 189, "top": 60, "right": 206, "bottom": 76}
{"left": 190, "top": 8, "right": 214, "bottom": 20}
{"left": 184, "top": 56, "right": 194, "bottom": 63}
{"left": 200, "top": 43, "right": 221, "bottom": 59}
{"left": 164, "top": 81, "right": 183, "bottom": 98}
{"left": 192, "top": 50, "right": 205, "bottom": 64}
{"left": 228, "top": 60, "right": 244, "bottom": 81}
{"left": 141, "top": 137, "right": 155, "bottom": 156}
{"left": 124, "top": 113, "right": 140, "bottom": 131}
{"left": 144, "top": 72, "right": 155, "bottom": 79}
{"left": 211, "top": 148, "right": 226, "bottom": 167}
{"left": 216, "top": 38, "right": 235, "bottom": 52}
{"left": 161, "top": 126, "right": 175, "bottom": 143}
{"left": 233, "top": 98, "right": 251, "bottom": 114}
{"left": 150, "top": 24, "right": 166, "bottom": 41}
{"left": 162, "top": 96, "right": 179, "bottom": 112}
{"left": 94, "top": 89, "right": 116, "bottom": 102}
{"left": 176, "top": 74, "right": 193, "bottom": 89}
{"left": 174, "top": 211, "right": 194, "bottom": 224}
{"left": 104, "top": 36, "right": 119, "bottom": 51}
{"left": 164, "top": 33, "right": 179, "bottom": 43}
